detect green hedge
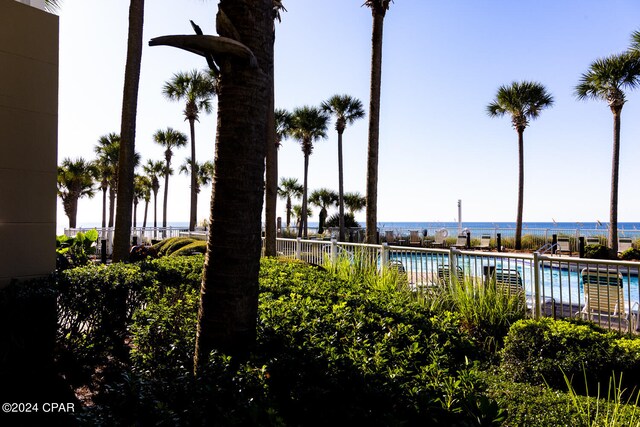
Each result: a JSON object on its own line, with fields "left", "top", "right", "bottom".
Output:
{"left": 501, "top": 318, "right": 640, "bottom": 393}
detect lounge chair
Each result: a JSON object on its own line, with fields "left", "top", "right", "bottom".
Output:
{"left": 586, "top": 237, "right": 601, "bottom": 246}
{"left": 578, "top": 268, "right": 637, "bottom": 329}
{"left": 430, "top": 230, "right": 447, "bottom": 248}
{"left": 557, "top": 236, "right": 571, "bottom": 256}
{"left": 618, "top": 237, "right": 633, "bottom": 253}
{"left": 452, "top": 234, "right": 467, "bottom": 249}
{"left": 474, "top": 234, "right": 491, "bottom": 250}
{"left": 409, "top": 230, "right": 422, "bottom": 246}
{"left": 436, "top": 265, "right": 464, "bottom": 285}
{"left": 494, "top": 268, "right": 524, "bottom": 297}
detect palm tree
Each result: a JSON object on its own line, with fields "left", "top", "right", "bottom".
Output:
{"left": 112, "top": 0, "right": 145, "bottom": 262}
{"left": 309, "top": 188, "right": 338, "bottom": 234}
{"left": 275, "top": 108, "right": 293, "bottom": 148}
{"left": 487, "top": 81, "right": 554, "bottom": 250}
{"left": 364, "top": 0, "right": 392, "bottom": 244}
{"left": 630, "top": 29, "right": 640, "bottom": 55}
{"left": 179, "top": 158, "right": 216, "bottom": 223}
{"left": 292, "top": 204, "right": 313, "bottom": 231}
{"left": 94, "top": 133, "right": 120, "bottom": 228}
{"left": 143, "top": 159, "right": 164, "bottom": 229}
{"left": 163, "top": 69, "right": 217, "bottom": 231}
{"left": 132, "top": 174, "right": 151, "bottom": 228}
{"left": 264, "top": 3, "right": 288, "bottom": 257}
{"left": 153, "top": 127, "right": 187, "bottom": 228}
{"left": 322, "top": 94, "right": 365, "bottom": 241}
{"left": 575, "top": 53, "right": 640, "bottom": 252}
{"left": 289, "top": 106, "right": 329, "bottom": 238}
{"left": 149, "top": 0, "right": 273, "bottom": 367}
{"left": 44, "top": 0, "right": 61, "bottom": 12}
{"left": 57, "top": 157, "right": 97, "bottom": 228}
{"left": 278, "top": 177, "right": 303, "bottom": 228}
{"left": 344, "top": 191, "right": 367, "bottom": 215}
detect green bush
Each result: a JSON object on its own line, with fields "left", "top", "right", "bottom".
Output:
{"left": 584, "top": 243, "right": 615, "bottom": 260}
{"left": 619, "top": 248, "right": 640, "bottom": 261}
{"left": 170, "top": 240, "right": 206, "bottom": 256}
{"left": 151, "top": 237, "right": 196, "bottom": 256}
{"left": 501, "top": 318, "right": 640, "bottom": 393}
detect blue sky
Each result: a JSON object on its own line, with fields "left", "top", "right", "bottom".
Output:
{"left": 56, "top": 0, "right": 640, "bottom": 231}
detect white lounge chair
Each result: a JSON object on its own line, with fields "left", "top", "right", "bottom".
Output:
{"left": 385, "top": 230, "right": 397, "bottom": 245}
{"left": 452, "top": 234, "right": 467, "bottom": 249}
{"left": 578, "top": 268, "right": 638, "bottom": 330}
{"left": 557, "top": 236, "right": 571, "bottom": 256}
{"left": 430, "top": 230, "right": 447, "bottom": 248}
{"left": 586, "top": 237, "right": 601, "bottom": 246}
{"left": 474, "top": 234, "right": 491, "bottom": 250}
{"left": 618, "top": 237, "right": 633, "bottom": 253}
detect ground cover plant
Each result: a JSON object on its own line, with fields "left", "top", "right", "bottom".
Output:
{"left": 7, "top": 251, "right": 640, "bottom": 425}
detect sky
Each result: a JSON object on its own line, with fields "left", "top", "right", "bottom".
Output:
{"left": 55, "top": 0, "right": 640, "bottom": 233}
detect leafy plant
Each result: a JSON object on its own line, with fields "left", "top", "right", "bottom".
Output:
{"left": 56, "top": 229, "right": 99, "bottom": 268}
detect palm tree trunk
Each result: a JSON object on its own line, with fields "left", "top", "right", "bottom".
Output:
{"left": 153, "top": 189, "right": 158, "bottom": 228}
{"left": 365, "top": 10, "right": 385, "bottom": 244}
{"left": 515, "top": 128, "right": 524, "bottom": 250}
{"left": 264, "top": 25, "right": 277, "bottom": 257}
{"left": 162, "top": 170, "right": 169, "bottom": 228}
{"left": 108, "top": 187, "right": 116, "bottom": 228}
{"left": 66, "top": 197, "right": 78, "bottom": 229}
{"left": 189, "top": 117, "right": 197, "bottom": 231}
{"left": 113, "top": 0, "right": 145, "bottom": 262}
{"left": 142, "top": 200, "right": 149, "bottom": 228}
{"left": 133, "top": 200, "right": 138, "bottom": 227}
{"left": 609, "top": 109, "right": 621, "bottom": 253}
{"left": 194, "top": 0, "right": 271, "bottom": 371}
{"left": 337, "top": 129, "right": 346, "bottom": 241}
{"left": 286, "top": 197, "right": 291, "bottom": 228}
{"left": 101, "top": 186, "right": 107, "bottom": 228}
{"left": 300, "top": 151, "right": 310, "bottom": 238}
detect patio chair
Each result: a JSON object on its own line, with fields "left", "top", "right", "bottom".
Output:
{"left": 557, "top": 236, "right": 571, "bottom": 256}
{"left": 409, "top": 230, "right": 422, "bottom": 246}
{"left": 436, "top": 265, "right": 464, "bottom": 285}
{"left": 586, "top": 237, "right": 601, "bottom": 246}
{"left": 452, "top": 234, "right": 467, "bottom": 249}
{"left": 618, "top": 237, "right": 633, "bottom": 253}
{"left": 430, "top": 229, "right": 447, "bottom": 248}
{"left": 578, "top": 268, "right": 638, "bottom": 330}
{"left": 474, "top": 234, "right": 491, "bottom": 250}
{"left": 494, "top": 268, "right": 524, "bottom": 298}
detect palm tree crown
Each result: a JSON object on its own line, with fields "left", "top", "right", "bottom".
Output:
{"left": 630, "top": 29, "right": 640, "bottom": 55}
{"left": 278, "top": 177, "right": 303, "bottom": 228}
{"left": 363, "top": 0, "right": 392, "bottom": 15}
{"left": 163, "top": 70, "right": 216, "bottom": 123}
{"left": 275, "top": 108, "right": 293, "bottom": 148}
{"left": 57, "top": 157, "right": 97, "bottom": 228}
{"left": 575, "top": 52, "right": 640, "bottom": 111}
{"left": 344, "top": 192, "right": 367, "bottom": 215}
{"left": 487, "top": 81, "right": 554, "bottom": 131}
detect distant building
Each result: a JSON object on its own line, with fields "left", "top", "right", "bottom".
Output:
{"left": 0, "top": 0, "right": 58, "bottom": 286}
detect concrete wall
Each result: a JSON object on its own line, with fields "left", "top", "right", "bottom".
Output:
{"left": 0, "top": 0, "right": 58, "bottom": 286}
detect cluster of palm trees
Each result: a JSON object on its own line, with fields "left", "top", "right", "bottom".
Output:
{"left": 57, "top": 68, "right": 217, "bottom": 232}
{"left": 57, "top": 126, "right": 215, "bottom": 231}
{"left": 273, "top": 94, "right": 366, "bottom": 240}
{"left": 487, "top": 30, "right": 640, "bottom": 252}
{"left": 277, "top": 178, "right": 366, "bottom": 234}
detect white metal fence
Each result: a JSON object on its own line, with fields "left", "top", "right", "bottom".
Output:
{"left": 272, "top": 238, "right": 640, "bottom": 333}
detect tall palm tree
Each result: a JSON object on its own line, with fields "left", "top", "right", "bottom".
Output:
{"left": 94, "top": 133, "right": 120, "bottom": 228}
{"left": 163, "top": 69, "right": 217, "bottom": 231}
{"left": 135, "top": 174, "right": 152, "bottom": 228}
{"left": 264, "top": 3, "right": 288, "bottom": 257}
{"left": 630, "top": 29, "right": 640, "bottom": 55}
{"left": 575, "top": 53, "right": 640, "bottom": 252}
{"left": 143, "top": 159, "right": 164, "bottom": 228}
{"left": 150, "top": 0, "right": 273, "bottom": 366}
{"left": 153, "top": 127, "right": 187, "bottom": 228}
{"left": 487, "top": 81, "right": 554, "bottom": 250}
{"left": 292, "top": 204, "right": 313, "bottom": 230}
{"left": 344, "top": 191, "right": 367, "bottom": 215}
{"left": 132, "top": 174, "right": 150, "bottom": 228}
{"left": 322, "top": 94, "right": 365, "bottom": 241}
{"left": 309, "top": 188, "right": 338, "bottom": 234}
{"left": 57, "top": 157, "right": 97, "bottom": 228}
{"left": 278, "top": 177, "right": 303, "bottom": 228}
{"left": 289, "top": 106, "right": 329, "bottom": 238}
{"left": 179, "top": 158, "right": 216, "bottom": 224}
{"left": 113, "top": 0, "right": 145, "bottom": 262}
{"left": 275, "top": 108, "right": 293, "bottom": 148}
{"left": 364, "top": 0, "right": 392, "bottom": 244}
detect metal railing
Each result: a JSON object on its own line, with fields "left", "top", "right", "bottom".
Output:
{"left": 64, "top": 226, "right": 189, "bottom": 256}
{"left": 271, "top": 237, "right": 640, "bottom": 333}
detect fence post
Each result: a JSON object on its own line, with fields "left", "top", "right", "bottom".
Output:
{"left": 295, "top": 237, "right": 301, "bottom": 260}
{"left": 380, "top": 243, "right": 389, "bottom": 274}
{"left": 497, "top": 233, "right": 502, "bottom": 252}
{"left": 101, "top": 240, "right": 107, "bottom": 264}
{"left": 579, "top": 237, "right": 585, "bottom": 258}
{"left": 466, "top": 231, "right": 471, "bottom": 249}
{"left": 575, "top": 230, "right": 580, "bottom": 254}
{"left": 533, "top": 251, "right": 541, "bottom": 319}
{"left": 449, "top": 247, "right": 458, "bottom": 275}
{"left": 552, "top": 234, "right": 557, "bottom": 255}
{"left": 330, "top": 238, "right": 337, "bottom": 264}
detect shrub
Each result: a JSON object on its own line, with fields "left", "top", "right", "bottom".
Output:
{"left": 584, "top": 243, "right": 615, "bottom": 260}
{"left": 151, "top": 237, "right": 195, "bottom": 256}
{"left": 170, "top": 240, "right": 206, "bottom": 257}
{"left": 501, "top": 318, "right": 640, "bottom": 393}
{"left": 325, "top": 212, "right": 360, "bottom": 228}
{"left": 619, "top": 248, "right": 640, "bottom": 261}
